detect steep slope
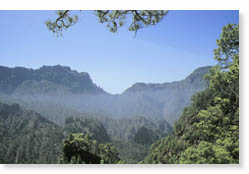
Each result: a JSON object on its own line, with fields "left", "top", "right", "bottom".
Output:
{"left": 64, "top": 116, "right": 111, "bottom": 143}
{"left": 94, "top": 115, "right": 172, "bottom": 163}
{"left": 144, "top": 24, "right": 239, "bottom": 164}
{"left": 0, "top": 102, "right": 114, "bottom": 164}
{"left": 0, "top": 102, "right": 64, "bottom": 164}
{"left": 95, "top": 115, "right": 172, "bottom": 143}
{"left": 144, "top": 65, "right": 239, "bottom": 164}
{"left": 121, "top": 66, "right": 211, "bottom": 124}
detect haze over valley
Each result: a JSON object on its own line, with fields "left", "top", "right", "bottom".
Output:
{"left": 0, "top": 65, "right": 210, "bottom": 125}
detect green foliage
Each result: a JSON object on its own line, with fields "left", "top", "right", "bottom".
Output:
{"left": 95, "top": 10, "right": 168, "bottom": 34}
{"left": 214, "top": 24, "right": 239, "bottom": 68}
{"left": 60, "top": 133, "right": 120, "bottom": 164}
{"left": 112, "top": 139, "right": 149, "bottom": 164}
{"left": 60, "top": 133, "right": 100, "bottom": 164}
{"left": 144, "top": 136, "right": 186, "bottom": 164}
{"left": 0, "top": 22, "right": 239, "bottom": 164}
{"left": 0, "top": 102, "right": 122, "bottom": 164}
{"left": 144, "top": 24, "right": 239, "bottom": 164}
{"left": 46, "top": 10, "right": 168, "bottom": 36}
{"left": 98, "top": 143, "right": 120, "bottom": 164}
{"left": 46, "top": 10, "right": 78, "bottom": 36}
{"left": 134, "top": 126, "right": 158, "bottom": 145}
{"left": 0, "top": 103, "right": 64, "bottom": 164}
{"left": 179, "top": 140, "right": 237, "bottom": 164}
{"left": 64, "top": 116, "right": 111, "bottom": 143}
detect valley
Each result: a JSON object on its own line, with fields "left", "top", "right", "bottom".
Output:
{"left": 0, "top": 65, "right": 210, "bottom": 163}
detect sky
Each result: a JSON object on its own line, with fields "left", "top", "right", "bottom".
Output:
{"left": 0, "top": 10, "right": 239, "bottom": 94}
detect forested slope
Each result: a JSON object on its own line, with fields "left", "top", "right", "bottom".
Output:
{"left": 0, "top": 102, "right": 64, "bottom": 163}
{"left": 144, "top": 24, "right": 239, "bottom": 164}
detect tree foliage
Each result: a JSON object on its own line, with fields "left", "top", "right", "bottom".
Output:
{"left": 60, "top": 133, "right": 120, "bottom": 164}
{"left": 214, "top": 24, "right": 239, "bottom": 68}
{"left": 111, "top": 139, "right": 149, "bottom": 164}
{"left": 64, "top": 116, "right": 111, "bottom": 143}
{"left": 144, "top": 24, "right": 239, "bottom": 164}
{"left": 46, "top": 10, "right": 168, "bottom": 36}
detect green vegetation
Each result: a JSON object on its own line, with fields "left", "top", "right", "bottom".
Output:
{"left": 94, "top": 115, "right": 172, "bottom": 163}
{"left": 0, "top": 103, "right": 64, "bottom": 164}
{"left": 82, "top": 115, "right": 172, "bottom": 163}
{"left": 112, "top": 139, "right": 149, "bottom": 164}
{"left": 46, "top": 10, "right": 168, "bottom": 35}
{"left": 64, "top": 116, "right": 111, "bottom": 143}
{"left": 0, "top": 24, "right": 239, "bottom": 164}
{"left": 60, "top": 133, "right": 120, "bottom": 164}
{"left": 144, "top": 24, "right": 239, "bottom": 164}
{"left": 0, "top": 102, "right": 167, "bottom": 164}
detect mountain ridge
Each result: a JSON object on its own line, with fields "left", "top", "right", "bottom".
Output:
{"left": 0, "top": 65, "right": 106, "bottom": 95}
{"left": 0, "top": 65, "right": 211, "bottom": 125}
{"left": 123, "top": 66, "right": 211, "bottom": 94}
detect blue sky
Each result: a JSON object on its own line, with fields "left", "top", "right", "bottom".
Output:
{"left": 0, "top": 10, "right": 239, "bottom": 94}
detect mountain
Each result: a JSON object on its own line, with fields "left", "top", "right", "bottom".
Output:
{"left": 0, "top": 65, "right": 106, "bottom": 95}
{"left": 13, "top": 80, "right": 71, "bottom": 97}
{"left": 0, "top": 65, "right": 212, "bottom": 164}
{"left": 120, "top": 66, "right": 211, "bottom": 124}
{"left": 124, "top": 66, "right": 210, "bottom": 94}
{"left": 0, "top": 102, "right": 64, "bottom": 164}
{"left": 0, "top": 65, "right": 211, "bottom": 125}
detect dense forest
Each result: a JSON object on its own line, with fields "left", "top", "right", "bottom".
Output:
{"left": 144, "top": 24, "right": 239, "bottom": 164}
{"left": 0, "top": 102, "right": 64, "bottom": 163}
{"left": 0, "top": 24, "right": 239, "bottom": 164}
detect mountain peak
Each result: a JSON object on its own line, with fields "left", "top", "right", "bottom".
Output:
{"left": 0, "top": 65, "right": 105, "bottom": 95}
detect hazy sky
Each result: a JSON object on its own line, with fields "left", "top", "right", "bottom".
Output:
{"left": 0, "top": 10, "right": 239, "bottom": 94}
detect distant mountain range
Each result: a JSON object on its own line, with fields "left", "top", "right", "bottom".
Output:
{"left": 0, "top": 65, "right": 211, "bottom": 125}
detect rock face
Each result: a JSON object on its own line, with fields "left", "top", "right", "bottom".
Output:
{"left": 0, "top": 65, "right": 105, "bottom": 95}
{"left": 0, "top": 65, "right": 211, "bottom": 125}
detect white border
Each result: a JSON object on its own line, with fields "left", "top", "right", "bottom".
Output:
{"left": 0, "top": 0, "right": 243, "bottom": 10}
